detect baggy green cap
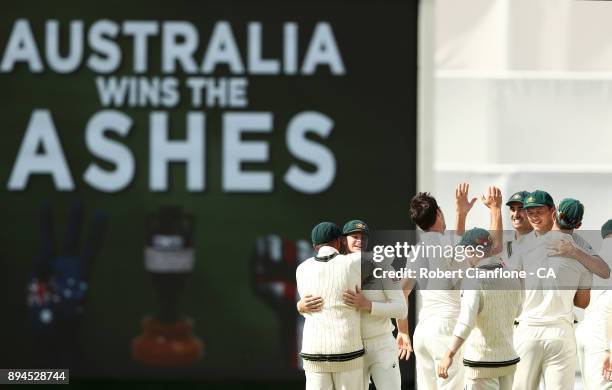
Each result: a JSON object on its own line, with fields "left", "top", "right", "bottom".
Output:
{"left": 342, "top": 219, "right": 369, "bottom": 236}
{"left": 506, "top": 191, "right": 530, "bottom": 206}
{"left": 523, "top": 190, "right": 555, "bottom": 209}
{"left": 311, "top": 222, "right": 341, "bottom": 246}
{"left": 459, "top": 227, "right": 491, "bottom": 247}
{"left": 602, "top": 219, "right": 612, "bottom": 239}
{"left": 556, "top": 198, "right": 584, "bottom": 229}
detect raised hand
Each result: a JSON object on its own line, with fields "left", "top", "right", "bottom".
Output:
{"left": 28, "top": 201, "right": 107, "bottom": 329}
{"left": 547, "top": 237, "right": 577, "bottom": 259}
{"left": 456, "top": 182, "right": 477, "bottom": 216}
{"left": 481, "top": 186, "right": 502, "bottom": 209}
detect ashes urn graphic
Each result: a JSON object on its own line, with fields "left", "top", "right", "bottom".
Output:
{"left": 132, "top": 206, "right": 203, "bottom": 366}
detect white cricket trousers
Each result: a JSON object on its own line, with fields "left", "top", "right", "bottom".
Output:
{"left": 305, "top": 368, "right": 363, "bottom": 390}
{"left": 512, "top": 322, "right": 576, "bottom": 390}
{"left": 576, "top": 321, "right": 612, "bottom": 390}
{"left": 464, "top": 372, "right": 514, "bottom": 390}
{"left": 414, "top": 317, "right": 465, "bottom": 390}
{"left": 362, "top": 333, "right": 401, "bottom": 390}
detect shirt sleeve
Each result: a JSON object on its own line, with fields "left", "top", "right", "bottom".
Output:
{"left": 349, "top": 252, "right": 364, "bottom": 276}
{"left": 370, "top": 262, "right": 408, "bottom": 319}
{"left": 371, "top": 289, "right": 408, "bottom": 319}
{"left": 573, "top": 233, "right": 597, "bottom": 256}
{"left": 585, "top": 244, "right": 597, "bottom": 257}
{"left": 296, "top": 264, "right": 305, "bottom": 298}
{"left": 295, "top": 264, "right": 313, "bottom": 318}
{"left": 452, "top": 289, "right": 481, "bottom": 341}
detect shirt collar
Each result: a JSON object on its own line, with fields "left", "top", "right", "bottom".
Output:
{"left": 316, "top": 246, "right": 339, "bottom": 257}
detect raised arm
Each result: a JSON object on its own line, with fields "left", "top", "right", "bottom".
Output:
{"left": 481, "top": 186, "right": 503, "bottom": 256}
{"left": 455, "top": 182, "right": 477, "bottom": 236}
{"left": 370, "top": 261, "right": 408, "bottom": 318}
{"left": 573, "top": 253, "right": 610, "bottom": 280}
{"left": 548, "top": 238, "right": 610, "bottom": 279}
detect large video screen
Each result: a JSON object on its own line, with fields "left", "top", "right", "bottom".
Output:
{"left": 0, "top": 0, "right": 417, "bottom": 380}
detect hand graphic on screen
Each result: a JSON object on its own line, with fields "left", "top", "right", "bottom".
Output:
{"left": 27, "top": 201, "right": 107, "bottom": 330}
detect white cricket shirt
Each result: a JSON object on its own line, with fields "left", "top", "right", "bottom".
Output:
{"left": 516, "top": 231, "right": 592, "bottom": 326}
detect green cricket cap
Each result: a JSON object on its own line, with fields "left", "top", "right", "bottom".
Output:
{"left": 602, "top": 219, "right": 612, "bottom": 239}
{"left": 342, "top": 219, "right": 369, "bottom": 236}
{"left": 459, "top": 228, "right": 491, "bottom": 247}
{"left": 556, "top": 198, "right": 584, "bottom": 229}
{"left": 523, "top": 190, "right": 555, "bottom": 209}
{"left": 506, "top": 191, "right": 530, "bottom": 206}
{"left": 311, "top": 222, "right": 341, "bottom": 246}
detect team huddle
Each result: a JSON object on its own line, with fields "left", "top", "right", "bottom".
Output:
{"left": 295, "top": 183, "right": 612, "bottom": 390}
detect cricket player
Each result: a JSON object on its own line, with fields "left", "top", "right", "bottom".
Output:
{"left": 511, "top": 193, "right": 599, "bottom": 390}
{"left": 503, "top": 191, "right": 607, "bottom": 278}
{"left": 397, "top": 183, "right": 501, "bottom": 390}
{"left": 437, "top": 228, "right": 522, "bottom": 390}
{"left": 296, "top": 222, "right": 364, "bottom": 390}
{"left": 576, "top": 219, "right": 612, "bottom": 389}
{"left": 502, "top": 191, "right": 533, "bottom": 269}
{"left": 601, "top": 224, "right": 612, "bottom": 385}
{"left": 339, "top": 220, "right": 408, "bottom": 390}
{"left": 534, "top": 196, "right": 608, "bottom": 279}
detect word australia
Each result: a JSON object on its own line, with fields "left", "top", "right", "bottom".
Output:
{"left": 0, "top": 20, "right": 346, "bottom": 75}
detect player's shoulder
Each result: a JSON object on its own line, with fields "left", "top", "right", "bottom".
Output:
{"left": 337, "top": 251, "right": 361, "bottom": 260}
{"left": 547, "top": 230, "right": 576, "bottom": 244}
{"left": 522, "top": 230, "right": 544, "bottom": 253}
{"left": 523, "top": 230, "right": 539, "bottom": 244}
{"left": 296, "top": 257, "right": 315, "bottom": 272}
{"left": 571, "top": 232, "right": 594, "bottom": 252}
{"left": 361, "top": 251, "right": 394, "bottom": 264}
{"left": 341, "top": 252, "right": 362, "bottom": 267}
{"left": 419, "top": 230, "right": 442, "bottom": 245}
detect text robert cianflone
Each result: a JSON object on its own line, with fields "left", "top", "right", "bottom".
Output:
{"left": 372, "top": 267, "right": 558, "bottom": 280}
{"left": 372, "top": 242, "right": 486, "bottom": 263}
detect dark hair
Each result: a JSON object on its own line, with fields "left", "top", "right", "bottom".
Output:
{"left": 410, "top": 192, "right": 439, "bottom": 230}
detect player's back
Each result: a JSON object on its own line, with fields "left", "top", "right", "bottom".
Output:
{"left": 518, "top": 231, "right": 592, "bottom": 326}
{"left": 296, "top": 250, "right": 362, "bottom": 357}
{"left": 416, "top": 231, "right": 463, "bottom": 321}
